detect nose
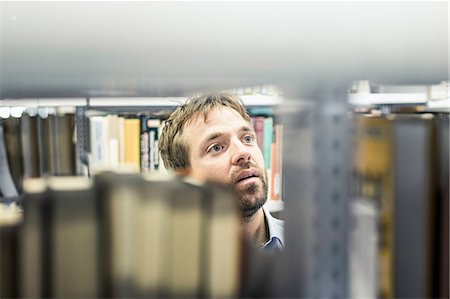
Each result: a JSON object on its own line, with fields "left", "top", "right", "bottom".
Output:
{"left": 230, "top": 137, "right": 251, "bottom": 166}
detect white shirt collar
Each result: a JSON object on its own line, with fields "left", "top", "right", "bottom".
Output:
{"left": 262, "top": 205, "right": 285, "bottom": 248}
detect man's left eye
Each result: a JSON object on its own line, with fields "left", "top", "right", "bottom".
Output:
{"left": 209, "top": 144, "right": 223, "bottom": 153}
{"left": 243, "top": 135, "right": 254, "bottom": 143}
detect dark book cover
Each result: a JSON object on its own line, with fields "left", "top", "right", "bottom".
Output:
{"left": 51, "top": 114, "right": 76, "bottom": 175}
{"left": 20, "top": 114, "right": 41, "bottom": 178}
{"left": 3, "top": 117, "right": 24, "bottom": 192}
{"left": 47, "top": 177, "right": 99, "bottom": 298}
{"left": 0, "top": 124, "right": 19, "bottom": 198}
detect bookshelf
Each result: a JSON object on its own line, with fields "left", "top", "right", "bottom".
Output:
{"left": 2, "top": 84, "right": 448, "bottom": 298}
{"left": 348, "top": 81, "right": 450, "bottom": 112}
{"left": 347, "top": 83, "right": 449, "bottom": 298}
{"left": 348, "top": 93, "right": 428, "bottom": 105}
{"left": 0, "top": 93, "right": 285, "bottom": 212}
{"left": 0, "top": 1, "right": 447, "bottom": 297}
{"left": 0, "top": 92, "right": 285, "bottom": 298}
{"left": 88, "top": 95, "right": 283, "bottom": 107}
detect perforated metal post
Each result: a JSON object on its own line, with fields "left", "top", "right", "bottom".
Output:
{"left": 75, "top": 106, "right": 89, "bottom": 176}
{"left": 311, "top": 88, "right": 350, "bottom": 298}
{"left": 277, "top": 87, "right": 350, "bottom": 298}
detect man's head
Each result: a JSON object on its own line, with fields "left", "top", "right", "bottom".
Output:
{"left": 159, "top": 93, "right": 268, "bottom": 218}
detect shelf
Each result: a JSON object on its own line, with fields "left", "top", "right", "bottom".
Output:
{"left": 1, "top": 98, "right": 87, "bottom": 107}
{"left": 88, "top": 95, "right": 283, "bottom": 107}
{"left": 0, "top": 95, "right": 283, "bottom": 108}
{"left": 240, "top": 95, "right": 283, "bottom": 106}
{"left": 427, "top": 99, "right": 450, "bottom": 111}
{"left": 265, "top": 200, "right": 284, "bottom": 213}
{"left": 88, "top": 97, "right": 184, "bottom": 107}
{"left": 348, "top": 93, "right": 428, "bottom": 106}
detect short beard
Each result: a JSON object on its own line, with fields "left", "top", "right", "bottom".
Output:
{"left": 234, "top": 169, "right": 268, "bottom": 221}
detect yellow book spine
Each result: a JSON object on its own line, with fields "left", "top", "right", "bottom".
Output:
{"left": 123, "top": 119, "right": 140, "bottom": 172}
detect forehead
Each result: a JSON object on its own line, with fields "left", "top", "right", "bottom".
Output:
{"left": 188, "top": 106, "right": 247, "bottom": 128}
{"left": 183, "top": 107, "right": 250, "bottom": 137}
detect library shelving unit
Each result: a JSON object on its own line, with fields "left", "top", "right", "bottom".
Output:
{"left": 0, "top": 91, "right": 287, "bottom": 298}
{"left": 347, "top": 81, "right": 449, "bottom": 299}
{"left": 0, "top": 93, "right": 285, "bottom": 213}
{"left": 1, "top": 82, "right": 448, "bottom": 298}
{"left": 1, "top": 1, "right": 448, "bottom": 298}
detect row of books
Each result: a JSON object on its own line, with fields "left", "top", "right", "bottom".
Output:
{"left": 251, "top": 116, "right": 283, "bottom": 202}
{"left": 0, "top": 113, "right": 76, "bottom": 197}
{"left": 88, "top": 114, "right": 165, "bottom": 174}
{"left": 88, "top": 114, "right": 284, "bottom": 202}
{"left": 7, "top": 172, "right": 241, "bottom": 298}
{"left": 349, "top": 113, "right": 449, "bottom": 299}
{"left": 0, "top": 110, "right": 284, "bottom": 206}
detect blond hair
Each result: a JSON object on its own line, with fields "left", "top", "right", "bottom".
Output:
{"left": 159, "top": 93, "right": 251, "bottom": 170}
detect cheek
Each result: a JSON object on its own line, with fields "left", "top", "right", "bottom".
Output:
{"left": 253, "top": 149, "right": 266, "bottom": 167}
{"left": 190, "top": 158, "right": 231, "bottom": 183}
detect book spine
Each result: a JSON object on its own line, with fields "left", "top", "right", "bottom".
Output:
{"left": 89, "top": 116, "right": 108, "bottom": 172}
{"left": 140, "top": 115, "right": 150, "bottom": 172}
{"left": 106, "top": 115, "right": 120, "bottom": 169}
{"left": 147, "top": 119, "right": 161, "bottom": 171}
{"left": 123, "top": 118, "right": 140, "bottom": 172}
{"left": 263, "top": 117, "right": 273, "bottom": 169}
{"left": 252, "top": 116, "right": 264, "bottom": 152}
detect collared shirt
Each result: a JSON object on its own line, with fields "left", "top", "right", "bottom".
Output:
{"left": 261, "top": 205, "right": 284, "bottom": 251}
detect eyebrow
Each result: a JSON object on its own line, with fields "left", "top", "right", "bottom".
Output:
{"left": 201, "top": 125, "right": 254, "bottom": 146}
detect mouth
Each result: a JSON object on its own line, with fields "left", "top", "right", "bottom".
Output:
{"left": 235, "top": 169, "right": 260, "bottom": 185}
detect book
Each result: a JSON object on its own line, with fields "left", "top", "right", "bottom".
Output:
{"left": 252, "top": 116, "right": 264, "bottom": 152}
{"left": 123, "top": 118, "right": 140, "bottom": 172}
{"left": 3, "top": 117, "right": 23, "bottom": 192}
{"left": 118, "top": 116, "right": 126, "bottom": 166}
{"left": 20, "top": 114, "right": 40, "bottom": 178}
{"left": 158, "top": 120, "right": 167, "bottom": 173}
{"left": 106, "top": 115, "right": 120, "bottom": 169}
{"left": 349, "top": 198, "right": 378, "bottom": 299}
{"left": 273, "top": 124, "right": 283, "bottom": 201}
{"left": 140, "top": 115, "right": 150, "bottom": 172}
{"left": 352, "top": 115, "right": 394, "bottom": 298}
{"left": 47, "top": 177, "right": 99, "bottom": 298}
{"left": 89, "top": 116, "right": 109, "bottom": 172}
{"left": 148, "top": 119, "right": 161, "bottom": 171}
{"left": 20, "top": 178, "right": 48, "bottom": 298}
{"left": 46, "top": 115, "right": 57, "bottom": 175}
{"left": 0, "top": 124, "right": 19, "bottom": 198}
{"left": 89, "top": 114, "right": 123, "bottom": 172}
{"left": 436, "top": 114, "right": 448, "bottom": 299}
{"left": 139, "top": 172, "right": 175, "bottom": 297}
{"left": 201, "top": 181, "right": 241, "bottom": 298}
{"left": 352, "top": 114, "right": 439, "bottom": 298}
{"left": 37, "top": 116, "right": 51, "bottom": 176}
{"left": 167, "top": 178, "right": 204, "bottom": 298}
{"left": 104, "top": 173, "right": 142, "bottom": 298}
{"left": 263, "top": 117, "right": 273, "bottom": 168}
{"left": 0, "top": 204, "right": 20, "bottom": 299}
{"left": 50, "top": 114, "right": 76, "bottom": 175}
{"left": 15, "top": 169, "right": 246, "bottom": 298}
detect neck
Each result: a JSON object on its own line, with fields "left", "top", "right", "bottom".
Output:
{"left": 241, "top": 208, "right": 268, "bottom": 246}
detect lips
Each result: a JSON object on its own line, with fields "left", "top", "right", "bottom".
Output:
{"left": 235, "top": 169, "right": 260, "bottom": 184}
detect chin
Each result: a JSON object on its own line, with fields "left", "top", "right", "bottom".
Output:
{"left": 236, "top": 183, "right": 267, "bottom": 217}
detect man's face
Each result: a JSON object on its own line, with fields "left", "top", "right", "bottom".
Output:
{"left": 183, "top": 106, "right": 267, "bottom": 218}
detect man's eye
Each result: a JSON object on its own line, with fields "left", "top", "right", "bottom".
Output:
{"left": 243, "top": 135, "right": 254, "bottom": 144}
{"left": 209, "top": 144, "right": 223, "bottom": 153}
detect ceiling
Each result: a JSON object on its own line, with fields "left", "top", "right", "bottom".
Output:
{"left": 1, "top": 1, "right": 448, "bottom": 99}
